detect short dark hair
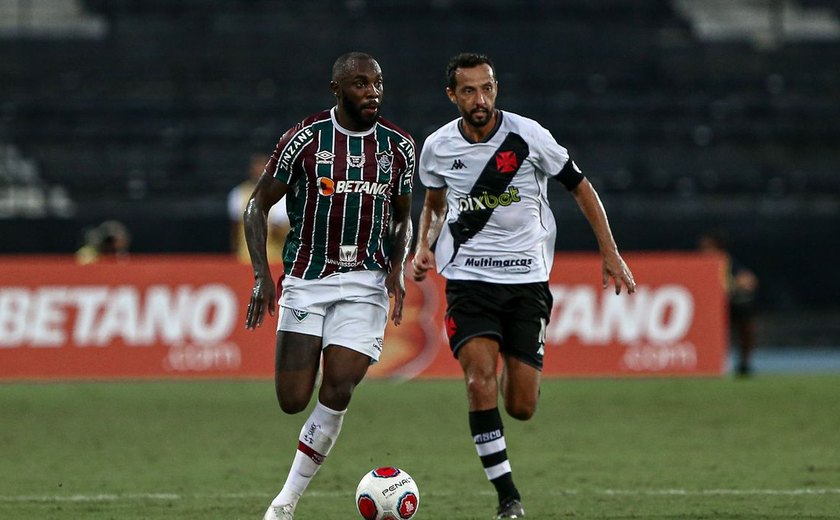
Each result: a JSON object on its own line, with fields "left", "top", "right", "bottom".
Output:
{"left": 332, "top": 52, "right": 376, "bottom": 81}
{"left": 446, "top": 53, "right": 496, "bottom": 90}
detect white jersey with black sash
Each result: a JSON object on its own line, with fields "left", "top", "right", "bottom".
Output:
{"left": 418, "top": 110, "right": 583, "bottom": 284}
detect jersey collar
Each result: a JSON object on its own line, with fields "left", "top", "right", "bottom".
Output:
{"left": 457, "top": 109, "right": 503, "bottom": 144}
{"left": 331, "top": 106, "right": 377, "bottom": 137}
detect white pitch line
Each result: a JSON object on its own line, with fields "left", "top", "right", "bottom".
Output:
{"left": 0, "top": 493, "right": 182, "bottom": 502}
{"left": 602, "top": 488, "right": 840, "bottom": 496}
{"left": 2, "top": 489, "right": 839, "bottom": 503}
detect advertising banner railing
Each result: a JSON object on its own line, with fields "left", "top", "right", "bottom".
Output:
{"left": 0, "top": 254, "right": 726, "bottom": 380}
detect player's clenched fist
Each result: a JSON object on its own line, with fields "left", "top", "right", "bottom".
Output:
{"left": 411, "top": 250, "right": 435, "bottom": 282}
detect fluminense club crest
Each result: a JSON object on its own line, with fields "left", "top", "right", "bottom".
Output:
{"left": 375, "top": 150, "right": 394, "bottom": 172}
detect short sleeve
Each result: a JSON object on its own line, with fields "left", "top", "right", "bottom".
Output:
{"left": 396, "top": 136, "right": 416, "bottom": 196}
{"left": 531, "top": 124, "right": 584, "bottom": 191}
{"left": 531, "top": 124, "right": 570, "bottom": 178}
{"left": 265, "top": 122, "right": 313, "bottom": 184}
{"left": 417, "top": 138, "right": 446, "bottom": 189}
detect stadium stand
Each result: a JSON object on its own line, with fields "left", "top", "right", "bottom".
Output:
{"left": 1, "top": 0, "right": 838, "bottom": 325}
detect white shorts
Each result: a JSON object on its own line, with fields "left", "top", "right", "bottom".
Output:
{"left": 276, "top": 270, "right": 389, "bottom": 362}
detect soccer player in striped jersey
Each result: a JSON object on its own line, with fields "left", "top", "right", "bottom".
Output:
{"left": 244, "top": 52, "right": 415, "bottom": 520}
{"left": 411, "top": 53, "right": 636, "bottom": 518}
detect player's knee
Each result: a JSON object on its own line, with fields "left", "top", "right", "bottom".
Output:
{"left": 318, "top": 382, "right": 355, "bottom": 411}
{"left": 504, "top": 396, "right": 537, "bottom": 421}
{"left": 276, "top": 388, "right": 311, "bottom": 414}
{"left": 466, "top": 372, "right": 497, "bottom": 401}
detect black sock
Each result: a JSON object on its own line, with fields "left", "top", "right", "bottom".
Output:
{"left": 469, "top": 408, "right": 520, "bottom": 503}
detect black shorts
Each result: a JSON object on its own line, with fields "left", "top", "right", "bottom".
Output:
{"left": 444, "top": 279, "right": 553, "bottom": 370}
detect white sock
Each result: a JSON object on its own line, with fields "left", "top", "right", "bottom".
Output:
{"left": 271, "top": 401, "right": 346, "bottom": 507}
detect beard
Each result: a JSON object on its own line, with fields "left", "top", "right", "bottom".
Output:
{"left": 463, "top": 107, "right": 492, "bottom": 128}
{"left": 341, "top": 96, "right": 379, "bottom": 128}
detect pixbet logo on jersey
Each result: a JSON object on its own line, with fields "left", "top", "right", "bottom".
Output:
{"left": 317, "top": 178, "right": 390, "bottom": 197}
{"left": 457, "top": 185, "right": 521, "bottom": 211}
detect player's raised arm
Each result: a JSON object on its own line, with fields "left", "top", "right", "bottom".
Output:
{"left": 411, "top": 187, "right": 447, "bottom": 282}
{"left": 570, "top": 178, "right": 636, "bottom": 295}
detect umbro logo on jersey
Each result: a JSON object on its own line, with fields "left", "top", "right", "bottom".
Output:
{"left": 314, "top": 150, "right": 335, "bottom": 164}
{"left": 451, "top": 159, "right": 467, "bottom": 170}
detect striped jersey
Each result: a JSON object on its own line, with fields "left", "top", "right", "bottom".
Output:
{"left": 418, "top": 110, "right": 584, "bottom": 284}
{"left": 266, "top": 107, "right": 415, "bottom": 280}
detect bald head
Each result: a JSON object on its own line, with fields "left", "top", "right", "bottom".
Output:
{"left": 332, "top": 52, "right": 378, "bottom": 81}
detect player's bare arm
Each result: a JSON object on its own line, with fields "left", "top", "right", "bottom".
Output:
{"left": 411, "top": 187, "right": 447, "bottom": 282}
{"left": 571, "top": 178, "right": 636, "bottom": 295}
{"left": 243, "top": 173, "right": 288, "bottom": 329}
{"left": 386, "top": 193, "right": 413, "bottom": 326}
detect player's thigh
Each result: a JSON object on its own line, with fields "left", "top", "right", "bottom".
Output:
{"left": 320, "top": 344, "right": 372, "bottom": 403}
{"left": 275, "top": 306, "right": 324, "bottom": 374}
{"left": 275, "top": 329, "right": 322, "bottom": 373}
{"left": 457, "top": 336, "right": 502, "bottom": 410}
{"left": 273, "top": 330, "right": 323, "bottom": 412}
{"left": 501, "top": 354, "right": 541, "bottom": 418}
{"left": 501, "top": 356, "right": 542, "bottom": 404}
{"left": 457, "top": 336, "right": 502, "bottom": 378}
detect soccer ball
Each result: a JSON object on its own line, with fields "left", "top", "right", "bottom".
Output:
{"left": 355, "top": 466, "right": 420, "bottom": 520}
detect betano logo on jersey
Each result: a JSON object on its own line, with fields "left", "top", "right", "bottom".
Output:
{"left": 317, "top": 177, "right": 391, "bottom": 197}
{"left": 457, "top": 186, "right": 521, "bottom": 211}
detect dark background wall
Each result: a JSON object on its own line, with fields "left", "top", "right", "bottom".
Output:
{"left": 1, "top": 0, "right": 838, "bottom": 345}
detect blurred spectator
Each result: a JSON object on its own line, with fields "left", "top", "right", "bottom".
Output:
{"left": 228, "top": 153, "right": 289, "bottom": 264}
{"left": 699, "top": 230, "right": 759, "bottom": 376}
{"left": 75, "top": 220, "right": 131, "bottom": 264}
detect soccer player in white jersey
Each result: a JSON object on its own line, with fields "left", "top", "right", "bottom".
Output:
{"left": 244, "top": 52, "right": 415, "bottom": 520}
{"left": 411, "top": 53, "right": 636, "bottom": 519}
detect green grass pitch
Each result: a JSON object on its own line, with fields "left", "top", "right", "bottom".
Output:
{"left": 1, "top": 376, "right": 839, "bottom": 519}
